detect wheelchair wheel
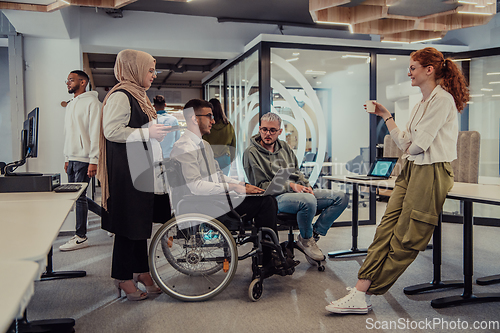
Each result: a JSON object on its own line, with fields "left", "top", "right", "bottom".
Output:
{"left": 248, "top": 278, "right": 263, "bottom": 302}
{"left": 149, "top": 213, "right": 238, "bottom": 301}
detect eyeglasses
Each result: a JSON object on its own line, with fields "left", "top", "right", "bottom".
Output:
{"left": 148, "top": 69, "right": 158, "bottom": 76}
{"left": 196, "top": 113, "right": 214, "bottom": 120}
{"left": 408, "top": 65, "right": 427, "bottom": 75}
{"left": 65, "top": 78, "right": 83, "bottom": 84}
{"left": 260, "top": 127, "right": 279, "bottom": 134}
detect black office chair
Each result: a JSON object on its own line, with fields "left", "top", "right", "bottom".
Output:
{"left": 149, "top": 158, "right": 297, "bottom": 302}
{"left": 277, "top": 212, "right": 326, "bottom": 271}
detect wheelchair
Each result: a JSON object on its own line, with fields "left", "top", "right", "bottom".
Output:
{"left": 149, "top": 159, "right": 298, "bottom": 302}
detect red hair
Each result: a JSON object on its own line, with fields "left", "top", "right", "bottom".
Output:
{"left": 410, "top": 47, "right": 469, "bottom": 112}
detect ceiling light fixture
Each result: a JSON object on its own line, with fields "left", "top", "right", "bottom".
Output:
{"left": 469, "top": 94, "right": 484, "bottom": 97}
{"left": 293, "top": 52, "right": 300, "bottom": 56}
{"left": 410, "top": 37, "right": 442, "bottom": 43}
{"left": 492, "top": 94, "right": 500, "bottom": 97}
{"left": 452, "top": 58, "right": 471, "bottom": 62}
{"left": 475, "top": 5, "right": 486, "bottom": 8}
{"left": 279, "top": 80, "right": 285, "bottom": 83}
{"left": 316, "top": 21, "right": 353, "bottom": 33}
{"left": 317, "top": 81, "right": 322, "bottom": 84}
{"left": 381, "top": 40, "right": 410, "bottom": 44}
{"left": 487, "top": 72, "right": 500, "bottom": 75}
{"left": 286, "top": 57, "right": 299, "bottom": 62}
{"left": 390, "top": 58, "right": 397, "bottom": 61}
{"left": 305, "top": 70, "right": 326, "bottom": 75}
{"left": 457, "top": 11, "right": 493, "bottom": 15}
{"left": 481, "top": 88, "right": 493, "bottom": 91}
{"left": 458, "top": 0, "right": 478, "bottom": 3}
{"left": 341, "top": 54, "right": 369, "bottom": 59}
{"left": 489, "top": 81, "right": 500, "bottom": 84}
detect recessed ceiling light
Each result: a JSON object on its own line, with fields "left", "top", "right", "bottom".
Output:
{"left": 279, "top": 80, "right": 285, "bottom": 83}
{"left": 492, "top": 94, "right": 500, "bottom": 97}
{"left": 469, "top": 94, "right": 484, "bottom": 97}
{"left": 305, "top": 70, "right": 326, "bottom": 75}
{"left": 489, "top": 81, "right": 500, "bottom": 84}
{"left": 487, "top": 72, "right": 500, "bottom": 75}
{"left": 292, "top": 52, "right": 300, "bottom": 56}
{"left": 481, "top": 88, "right": 493, "bottom": 91}
{"left": 467, "top": 101, "right": 474, "bottom": 104}
{"left": 286, "top": 57, "right": 299, "bottom": 62}
{"left": 316, "top": 81, "right": 322, "bottom": 84}
{"left": 390, "top": 58, "right": 396, "bottom": 61}
{"left": 452, "top": 58, "right": 471, "bottom": 62}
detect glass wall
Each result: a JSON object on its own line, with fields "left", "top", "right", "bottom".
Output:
{"left": 225, "top": 50, "right": 259, "bottom": 180}
{"left": 204, "top": 73, "right": 224, "bottom": 107}
{"left": 467, "top": 55, "right": 500, "bottom": 217}
{"left": 270, "top": 48, "right": 370, "bottom": 187}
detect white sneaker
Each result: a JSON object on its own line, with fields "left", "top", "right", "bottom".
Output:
{"left": 325, "top": 287, "right": 370, "bottom": 314}
{"left": 297, "top": 234, "right": 324, "bottom": 261}
{"left": 59, "top": 235, "right": 89, "bottom": 251}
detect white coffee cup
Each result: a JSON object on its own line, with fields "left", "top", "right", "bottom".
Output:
{"left": 365, "top": 100, "right": 376, "bottom": 113}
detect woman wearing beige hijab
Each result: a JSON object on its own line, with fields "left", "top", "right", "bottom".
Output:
{"left": 97, "top": 49, "right": 170, "bottom": 301}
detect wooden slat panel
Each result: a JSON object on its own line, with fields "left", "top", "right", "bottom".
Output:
{"left": 353, "top": 18, "right": 416, "bottom": 34}
{"left": 0, "top": 2, "right": 48, "bottom": 12}
{"left": 350, "top": 5, "right": 386, "bottom": 24}
{"left": 309, "top": 0, "right": 350, "bottom": 12}
{"left": 316, "top": 7, "right": 350, "bottom": 23}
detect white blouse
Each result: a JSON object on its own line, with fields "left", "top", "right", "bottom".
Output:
{"left": 390, "top": 85, "right": 459, "bottom": 165}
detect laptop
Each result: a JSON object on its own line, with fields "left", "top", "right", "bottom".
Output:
{"left": 247, "top": 167, "right": 296, "bottom": 196}
{"left": 346, "top": 157, "right": 399, "bottom": 181}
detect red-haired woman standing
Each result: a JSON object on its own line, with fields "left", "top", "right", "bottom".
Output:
{"left": 325, "top": 47, "right": 469, "bottom": 314}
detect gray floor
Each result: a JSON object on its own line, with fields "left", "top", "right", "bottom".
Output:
{"left": 27, "top": 202, "right": 500, "bottom": 333}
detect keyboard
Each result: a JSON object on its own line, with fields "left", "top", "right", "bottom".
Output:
{"left": 54, "top": 184, "right": 82, "bottom": 192}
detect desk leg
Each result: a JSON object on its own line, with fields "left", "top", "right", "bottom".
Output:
{"left": 431, "top": 201, "right": 500, "bottom": 308}
{"left": 404, "top": 215, "right": 463, "bottom": 295}
{"left": 328, "top": 183, "right": 368, "bottom": 258}
{"left": 40, "top": 246, "right": 86, "bottom": 281}
{"left": 477, "top": 275, "right": 500, "bottom": 285}
{"left": 10, "top": 310, "right": 75, "bottom": 333}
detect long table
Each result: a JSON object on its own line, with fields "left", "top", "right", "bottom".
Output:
{"left": 324, "top": 175, "right": 500, "bottom": 308}
{"left": 0, "top": 184, "right": 87, "bottom": 333}
{"left": 0, "top": 261, "right": 38, "bottom": 333}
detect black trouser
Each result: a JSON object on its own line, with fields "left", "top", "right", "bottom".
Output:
{"left": 111, "top": 234, "right": 149, "bottom": 280}
{"left": 234, "top": 195, "right": 278, "bottom": 236}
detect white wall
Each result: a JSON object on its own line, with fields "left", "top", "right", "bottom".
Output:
{"left": 23, "top": 37, "right": 82, "bottom": 178}
{"left": 0, "top": 46, "right": 12, "bottom": 164}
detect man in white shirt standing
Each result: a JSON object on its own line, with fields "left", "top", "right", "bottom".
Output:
{"left": 154, "top": 95, "right": 180, "bottom": 158}
{"left": 60, "top": 70, "right": 102, "bottom": 251}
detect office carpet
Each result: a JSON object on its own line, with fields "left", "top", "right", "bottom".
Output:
{"left": 26, "top": 203, "right": 500, "bottom": 333}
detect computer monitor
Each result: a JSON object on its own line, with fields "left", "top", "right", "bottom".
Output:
{"left": 4, "top": 107, "right": 42, "bottom": 176}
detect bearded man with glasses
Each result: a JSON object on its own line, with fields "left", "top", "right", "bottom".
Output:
{"left": 243, "top": 112, "right": 348, "bottom": 263}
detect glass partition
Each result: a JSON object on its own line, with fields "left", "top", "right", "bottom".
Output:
{"left": 270, "top": 48, "right": 370, "bottom": 187}
{"left": 467, "top": 55, "right": 500, "bottom": 218}
{"left": 226, "top": 50, "right": 259, "bottom": 180}
{"left": 205, "top": 73, "right": 224, "bottom": 107}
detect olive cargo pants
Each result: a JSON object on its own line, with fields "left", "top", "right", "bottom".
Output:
{"left": 358, "top": 160, "right": 454, "bottom": 295}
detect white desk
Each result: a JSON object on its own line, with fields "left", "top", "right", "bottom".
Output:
{"left": 0, "top": 261, "right": 38, "bottom": 333}
{"left": 324, "top": 175, "right": 500, "bottom": 308}
{"left": 0, "top": 184, "right": 87, "bottom": 333}
{"left": 0, "top": 199, "right": 77, "bottom": 276}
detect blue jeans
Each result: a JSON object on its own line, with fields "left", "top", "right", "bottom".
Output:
{"left": 276, "top": 189, "right": 348, "bottom": 239}
{"left": 67, "top": 161, "right": 102, "bottom": 238}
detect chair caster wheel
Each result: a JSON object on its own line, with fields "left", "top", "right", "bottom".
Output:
{"left": 318, "top": 265, "right": 325, "bottom": 272}
{"left": 249, "top": 278, "right": 263, "bottom": 301}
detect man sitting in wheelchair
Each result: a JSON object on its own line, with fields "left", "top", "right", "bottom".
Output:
{"left": 169, "top": 99, "right": 298, "bottom": 280}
